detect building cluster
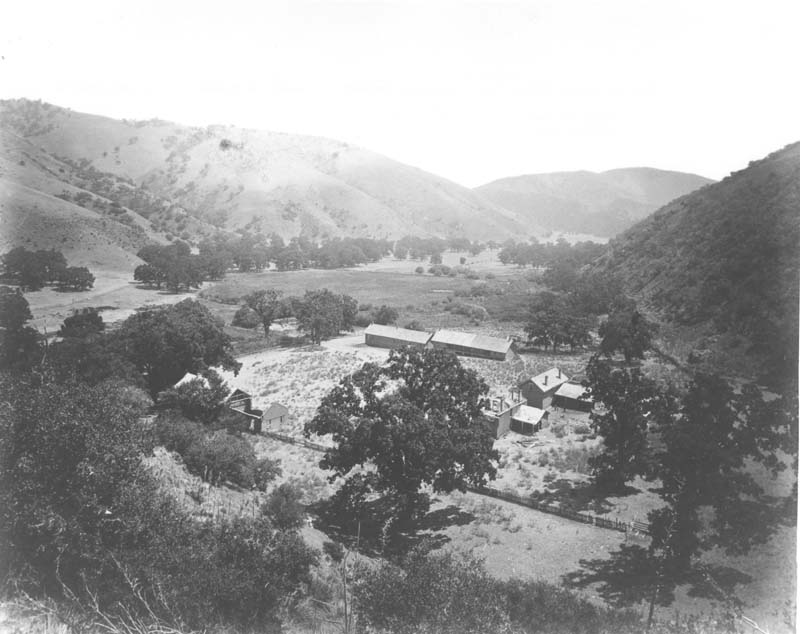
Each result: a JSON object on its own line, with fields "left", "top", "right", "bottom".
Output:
{"left": 483, "top": 367, "right": 591, "bottom": 438}
{"left": 364, "top": 323, "right": 513, "bottom": 361}
{"left": 174, "top": 373, "right": 289, "bottom": 433}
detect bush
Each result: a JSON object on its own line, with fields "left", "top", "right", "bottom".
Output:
{"left": 485, "top": 272, "right": 496, "bottom": 280}
{"left": 263, "top": 482, "right": 306, "bottom": 529}
{"left": 183, "top": 430, "right": 279, "bottom": 490}
{"left": 232, "top": 305, "right": 260, "bottom": 329}
{"left": 415, "top": 266, "right": 424, "bottom": 274}
{"left": 552, "top": 423, "right": 566, "bottom": 439}
{"left": 354, "top": 313, "right": 372, "bottom": 328}
{"left": 372, "top": 305, "right": 399, "bottom": 325}
{"left": 156, "top": 413, "right": 206, "bottom": 455}
{"left": 573, "top": 423, "right": 591, "bottom": 435}
{"left": 323, "top": 540, "right": 345, "bottom": 562}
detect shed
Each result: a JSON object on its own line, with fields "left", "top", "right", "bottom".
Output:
{"left": 430, "top": 329, "right": 513, "bottom": 361}
{"left": 519, "top": 368, "right": 569, "bottom": 409}
{"left": 263, "top": 402, "right": 289, "bottom": 426}
{"left": 226, "top": 388, "right": 253, "bottom": 413}
{"left": 510, "top": 405, "right": 548, "bottom": 435}
{"left": 174, "top": 372, "right": 211, "bottom": 388}
{"left": 553, "top": 382, "right": 593, "bottom": 412}
{"left": 364, "top": 324, "right": 433, "bottom": 349}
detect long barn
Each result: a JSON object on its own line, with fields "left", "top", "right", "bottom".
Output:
{"left": 430, "top": 329, "right": 513, "bottom": 361}
{"left": 364, "top": 324, "right": 433, "bottom": 349}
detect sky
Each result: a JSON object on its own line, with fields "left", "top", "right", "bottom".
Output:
{"left": 1, "top": 0, "right": 799, "bottom": 186}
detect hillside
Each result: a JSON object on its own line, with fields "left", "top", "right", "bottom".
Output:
{"left": 0, "top": 99, "right": 532, "bottom": 243}
{"left": 596, "top": 142, "right": 800, "bottom": 384}
{"left": 476, "top": 168, "right": 712, "bottom": 237}
{"left": 0, "top": 128, "right": 169, "bottom": 272}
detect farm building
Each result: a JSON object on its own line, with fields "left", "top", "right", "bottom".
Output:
{"left": 263, "top": 402, "right": 289, "bottom": 426}
{"left": 226, "top": 388, "right": 265, "bottom": 433}
{"left": 227, "top": 388, "right": 252, "bottom": 412}
{"left": 553, "top": 382, "right": 593, "bottom": 412}
{"left": 519, "top": 368, "right": 570, "bottom": 409}
{"left": 364, "top": 323, "right": 433, "bottom": 349}
{"left": 483, "top": 388, "right": 547, "bottom": 437}
{"left": 430, "top": 329, "right": 513, "bottom": 361}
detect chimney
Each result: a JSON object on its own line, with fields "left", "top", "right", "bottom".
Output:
{"left": 544, "top": 375, "right": 548, "bottom": 386}
{"left": 558, "top": 368, "right": 561, "bottom": 378}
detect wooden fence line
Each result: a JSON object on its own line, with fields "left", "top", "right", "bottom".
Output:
{"left": 259, "top": 430, "right": 650, "bottom": 536}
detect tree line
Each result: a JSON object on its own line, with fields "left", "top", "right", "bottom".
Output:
{"left": 1, "top": 246, "right": 95, "bottom": 292}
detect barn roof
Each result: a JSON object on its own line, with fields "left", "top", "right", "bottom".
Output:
{"left": 431, "top": 329, "right": 512, "bottom": 354}
{"left": 555, "top": 382, "right": 591, "bottom": 401}
{"left": 511, "top": 405, "right": 547, "bottom": 426}
{"left": 365, "top": 323, "right": 433, "bottom": 345}
{"left": 264, "top": 402, "right": 289, "bottom": 420}
{"left": 523, "top": 367, "right": 569, "bottom": 392}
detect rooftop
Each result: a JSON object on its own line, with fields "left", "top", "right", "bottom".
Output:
{"left": 524, "top": 367, "right": 570, "bottom": 392}
{"left": 364, "top": 323, "right": 433, "bottom": 345}
{"left": 555, "top": 382, "right": 591, "bottom": 401}
{"left": 431, "top": 329, "right": 512, "bottom": 354}
{"left": 511, "top": 405, "right": 547, "bottom": 425}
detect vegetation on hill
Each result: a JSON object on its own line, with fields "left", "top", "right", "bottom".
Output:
{"left": 595, "top": 142, "right": 800, "bottom": 387}
{"left": 476, "top": 167, "right": 712, "bottom": 237}
{"left": 1, "top": 247, "right": 94, "bottom": 292}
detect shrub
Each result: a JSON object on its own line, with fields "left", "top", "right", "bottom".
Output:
{"left": 263, "top": 482, "right": 306, "bottom": 529}
{"left": 323, "top": 540, "right": 345, "bottom": 562}
{"left": 183, "top": 430, "right": 279, "bottom": 490}
{"left": 354, "top": 313, "right": 372, "bottom": 328}
{"left": 232, "top": 305, "right": 260, "bottom": 328}
{"left": 415, "top": 266, "right": 424, "bottom": 274}
{"left": 156, "top": 412, "right": 206, "bottom": 455}
{"left": 485, "top": 272, "right": 496, "bottom": 280}
{"left": 573, "top": 422, "right": 591, "bottom": 435}
{"left": 552, "top": 423, "right": 566, "bottom": 439}
{"left": 372, "top": 305, "right": 399, "bottom": 325}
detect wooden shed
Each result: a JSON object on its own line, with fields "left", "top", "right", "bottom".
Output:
{"left": 263, "top": 402, "right": 289, "bottom": 426}
{"left": 553, "top": 382, "right": 593, "bottom": 412}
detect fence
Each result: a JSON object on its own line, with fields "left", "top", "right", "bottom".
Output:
{"left": 259, "top": 431, "right": 650, "bottom": 537}
{"left": 468, "top": 485, "right": 650, "bottom": 535}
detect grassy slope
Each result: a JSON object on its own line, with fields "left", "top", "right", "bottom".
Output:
{"left": 596, "top": 142, "right": 800, "bottom": 382}
{"left": 0, "top": 99, "right": 531, "bottom": 241}
{"left": 476, "top": 168, "right": 713, "bottom": 237}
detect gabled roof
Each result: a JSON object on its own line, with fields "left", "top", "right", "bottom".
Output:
{"left": 511, "top": 404, "right": 547, "bottom": 426}
{"left": 263, "top": 402, "right": 289, "bottom": 420}
{"left": 555, "top": 382, "right": 591, "bottom": 401}
{"left": 523, "top": 368, "right": 569, "bottom": 392}
{"left": 364, "top": 323, "right": 433, "bottom": 345}
{"left": 175, "top": 372, "right": 210, "bottom": 388}
{"left": 227, "top": 388, "right": 251, "bottom": 400}
{"left": 431, "top": 329, "right": 512, "bottom": 354}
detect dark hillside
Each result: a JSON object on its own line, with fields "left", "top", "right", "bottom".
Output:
{"left": 596, "top": 142, "right": 800, "bottom": 385}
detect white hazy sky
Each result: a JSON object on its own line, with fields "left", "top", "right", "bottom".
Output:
{"left": 1, "top": 0, "right": 799, "bottom": 186}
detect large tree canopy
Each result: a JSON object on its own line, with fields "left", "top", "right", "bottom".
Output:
{"left": 305, "top": 347, "right": 498, "bottom": 522}
{"left": 115, "top": 299, "right": 240, "bottom": 396}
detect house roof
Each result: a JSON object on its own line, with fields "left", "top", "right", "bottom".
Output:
{"left": 175, "top": 372, "right": 210, "bottom": 388}
{"left": 511, "top": 405, "right": 547, "bottom": 426}
{"left": 555, "top": 382, "right": 591, "bottom": 401}
{"left": 523, "top": 367, "right": 569, "bottom": 393}
{"left": 431, "top": 329, "right": 512, "bottom": 354}
{"left": 228, "top": 388, "right": 252, "bottom": 400}
{"left": 263, "top": 402, "right": 289, "bottom": 420}
{"left": 364, "top": 323, "right": 433, "bottom": 345}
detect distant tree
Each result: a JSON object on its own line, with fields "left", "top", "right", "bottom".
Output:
{"left": 59, "top": 266, "right": 95, "bottom": 291}
{"left": 243, "top": 289, "right": 283, "bottom": 339}
{"left": 372, "top": 305, "right": 399, "bottom": 325}
{"left": 134, "top": 263, "right": 163, "bottom": 288}
{"left": 59, "top": 311, "right": 104, "bottom": 338}
{"left": 157, "top": 369, "right": 230, "bottom": 424}
{"left": 115, "top": 299, "right": 240, "bottom": 396}
{"left": 429, "top": 252, "right": 443, "bottom": 265}
{"left": 414, "top": 266, "right": 424, "bottom": 274}
{"left": 232, "top": 305, "right": 260, "bottom": 329}
{"left": 585, "top": 357, "right": 673, "bottom": 491}
{"left": 599, "top": 308, "right": 656, "bottom": 362}
{"left": 0, "top": 286, "right": 32, "bottom": 330}
{"left": 295, "top": 289, "right": 353, "bottom": 344}
{"left": 36, "top": 249, "right": 68, "bottom": 283}
{"left": 306, "top": 347, "right": 497, "bottom": 523}
{"left": 524, "top": 291, "right": 563, "bottom": 350}
{"left": 393, "top": 245, "right": 408, "bottom": 260}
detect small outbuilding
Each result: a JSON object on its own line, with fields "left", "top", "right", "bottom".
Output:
{"left": 519, "top": 368, "right": 569, "bottom": 409}
{"left": 364, "top": 324, "right": 433, "bottom": 349}
{"left": 263, "top": 402, "right": 290, "bottom": 426}
{"left": 226, "top": 388, "right": 253, "bottom": 412}
{"left": 510, "top": 405, "right": 549, "bottom": 435}
{"left": 553, "top": 382, "right": 593, "bottom": 412}
{"left": 431, "top": 329, "right": 513, "bottom": 361}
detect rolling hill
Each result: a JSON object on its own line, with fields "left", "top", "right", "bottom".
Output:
{"left": 0, "top": 99, "right": 533, "bottom": 245}
{"left": 595, "top": 142, "right": 800, "bottom": 384}
{"left": 476, "top": 168, "right": 713, "bottom": 237}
